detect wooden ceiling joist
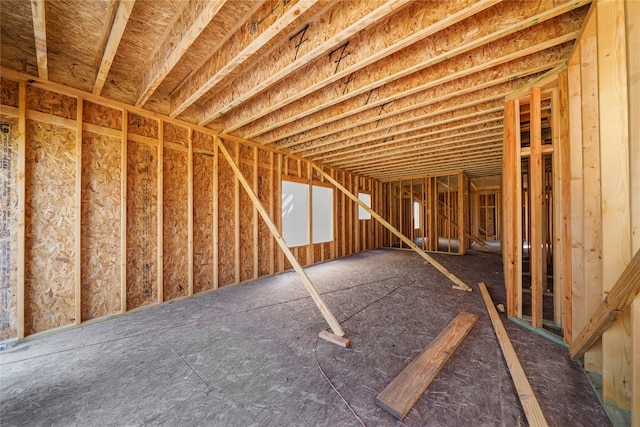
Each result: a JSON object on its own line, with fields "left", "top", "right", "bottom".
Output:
{"left": 136, "top": 0, "right": 227, "bottom": 106}
{"left": 93, "top": 0, "right": 136, "bottom": 96}
{"left": 227, "top": 1, "right": 587, "bottom": 139}
{"left": 196, "top": 0, "right": 415, "bottom": 126}
{"left": 30, "top": 0, "right": 48, "bottom": 80}
{"left": 170, "top": 0, "right": 320, "bottom": 118}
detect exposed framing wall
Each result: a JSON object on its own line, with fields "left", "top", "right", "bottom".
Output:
{"left": 0, "top": 73, "right": 383, "bottom": 341}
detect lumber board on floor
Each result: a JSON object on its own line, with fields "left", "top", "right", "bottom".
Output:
{"left": 478, "top": 282, "right": 549, "bottom": 427}
{"left": 376, "top": 311, "right": 479, "bottom": 420}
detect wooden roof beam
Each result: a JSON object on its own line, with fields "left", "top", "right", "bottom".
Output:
{"left": 370, "top": 154, "right": 503, "bottom": 179}
{"left": 93, "top": 0, "right": 136, "bottom": 96}
{"left": 197, "top": 0, "right": 495, "bottom": 126}
{"left": 170, "top": 0, "right": 319, "bottom": 118}
{"left": 314, "top": 116, "right": 503, "bottom": 162}
{"left": 266, "top": 49, "right": 566, "bottom": 148}
{"left": 228, "top": 1, "right": 588, "bottom": 138}
{"left": 30, "top": 0, "right": 48, "bottom": 80}
{"left": 291, "top": 104, "right": 504, "bottom": 156}
{"left": 135, "top": 0, "right": 227, "bottom": 106}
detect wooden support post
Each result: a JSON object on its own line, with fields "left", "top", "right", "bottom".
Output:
{"left": 458, "top": 172, "right": 465, "bottom": 254}
{"left": 187, "top": 128, "right": 194, "bottom": 296}
{"left": 503, "top": 99, "right": 518, "bottom": 318}
{"left": 307, "top": 164, "right": 314, "bottom": 266}
{"left": 552, "top": 87, "right": 563, "bottom": 329}
{"left": 530, "top": 87, "right": 543, "bottom": 329}
{"left": 234, "top": 142, "right": 240, "bottom": 283}
{"left": 157, "top": 120, "right": 163, "bottom": 304}
{"left": 376, "top": 311, "right": 479, "bottom": 420}
{"left": 217, "top": 139, "right": 345, "bottom": 338}
{"left": 597, "top": 0, "right": 632, "bottom": 409}
{"left": 268, "top": 151, "right": 275, "bottom": 275}
{"left": 75, "top": 97, "right": 82, "bottom": 324}
{"left": 121, "top": 110, "right": 128, "bottom": 312}
{"left": 253, "top": 146, "right": 259, "bottom": 278}
{"left": 312, "top": 164, "right": 472, "bottom": 292}
{"left": 213, "top": 134, "right": 219, "bottom": 288}
{"left": 569, "top": 249, "right": 640, "bottom": 360}
{"left": 478, "top": 282, "right": 549, "bottom": 427}
{"left": 17, "top": 80, "right": 26, "bottom": 339}
{"left": 277, "top": 154, "right": 284, "bottom": 273}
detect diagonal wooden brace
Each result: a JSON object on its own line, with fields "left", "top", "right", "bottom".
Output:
{"left": 217, "top": 138, "right": 346, "bottom": 337}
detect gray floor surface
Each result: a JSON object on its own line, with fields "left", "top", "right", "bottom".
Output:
{"left": 0, "top": 249, "right": 610, "bottom": 426}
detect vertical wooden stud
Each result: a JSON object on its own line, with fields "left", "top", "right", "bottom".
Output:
{"left": 530, "top": 87, "right": 543, "bottom": 329}
{"left": 187, "top": 128, "right": 194, "bottom": 296}
{"left": 269, "top": 151, "right": 275, "bottom": 275}
{"left": 234, "top": 141, "right": 240, "bottom": 283}
{"left": 213, "top": 134, "right": 219, "bottom": 288}
{"left": 17, "top": 80, "right": 26, "bottom": 339}
{"left": 75, "top": 97, "right": 82, "bottom": 324}
{"left": 330, "top": 168, "right": 337, "bottom": 259}
{"left": 307, "top": 163, "right": 313, "bottom": 265}
{"left": 354, "top": 177, "right": 360, "bottom": 253}
{"left": 253, "top": 146, "right": 259, "bottom": 277}
{"left": 598, "top": 0, "right": 632, "bottom": 409}
{"left": 552, "top": 87, "right": 564, "bottom": 329}
{"left": 458, "top": 172, "right": 465, "bottom": 255}
{"left": 277, "top": 154, "right": 284, "bottom": 273}
{"left": 503, "top": 100, "right": 516, "bottom": 317}
{"left": 157, "top": 120, "right": 164, "bottom": 304}
{"left": 121, "top": 110, "right": 128, "bottom": 312}
{"left": 515, "top": 99, "right": 523, "bottom": 319}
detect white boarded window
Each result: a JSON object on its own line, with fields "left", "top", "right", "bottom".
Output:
{"left": 312, "top": 185, "right": 333, "bottom": 243}
{"left": 282, "top": 180, "right": 309, "bottom": 247}
{"left": 358, "top": 193, "right": 371, "bottom": 220}
{"left": 414, "top": 201, "right": 420, "bottom": 229}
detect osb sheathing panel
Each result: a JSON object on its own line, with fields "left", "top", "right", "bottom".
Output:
{"left": 0, "top": 0, "right": 37, "bottom": 75}
{"left": 27, "top": 86, "right": 77, "bottom": 120}
{"left": 193, "top": 153, "right": 214, "bottom": 293}
{"left": 83, "top": 101, "right": 122, "bottom": 130}
{"left": 25, "top": 121, "right": 76, "bottom": 335}
{"left": 192, "top": 130, "right": 214, "bottom": 152}
{"left": 239, "top": 160, "right": 254, "bottom": 282}
{"left": 81, "top": 131, "right": 121, "bottom": 320}
{"left": 128, "top": 112, "right": 158, "bottom": 139}
{"left": 126, "top": 141, "right": 158, "bottom": 309}
{"left": 163, "top": 122, "right": 188, "bottom": 148}
{"left": 217, "top": 143, "right": 235, "bottom": 287}
{"left": 0, "top": 116, "right": 18, "bottom": 340}
{"left": 0, "top": 79, "right": 19, "bottom": 108}
{"left": 163, "top": 148, "right": 189, "bottom": 300}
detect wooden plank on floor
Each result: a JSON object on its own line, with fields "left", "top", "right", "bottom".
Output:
{"left": 376, "top": 311, "right": 479, "bottom": 420}
{"left": 478, "top": 282, "right": 549, "bottom": 427}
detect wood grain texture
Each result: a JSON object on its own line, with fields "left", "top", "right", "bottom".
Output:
{"left": 478, "top": 282, "right": 549, "bottom": 427}
{"left": 376, "top": 311, "right": 479, "bottom": 420}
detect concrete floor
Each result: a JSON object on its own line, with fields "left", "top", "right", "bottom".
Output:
{"left": 1, "top": 249, "right": 610, "bottom": 426}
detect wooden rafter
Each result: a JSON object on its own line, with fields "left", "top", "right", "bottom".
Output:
{"left": 93, "top": 0, "right": 136, "bottom": 96}
{"left": 136, "top": 0, "right": 227, "bottom": 106}
{"left": 30, "top": 0, "right": 48, "bottom": 80}
{"left": 170, "top": 0, "right": 319, "bottom": 118}
{"left": 225, "top": 1, "right": 587, "bottom": 137}
{"left": 198, "top": 0, "right": 496, "bottom": 126}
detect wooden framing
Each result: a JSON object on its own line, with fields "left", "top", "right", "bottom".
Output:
{"left": 529, "top": 87, "right": 543, "bottom": 329}
{"left": 30, "top": 0, "right": 47, "bottom": 80}
{"left": 217, "top": 138, "right": 345, "bottom": 338}
{"left": 479, "top": 282, "right": 548, "bottom": 427}
{"left": 16, "top": 80, "right": 26, "bottom": 339}
{"left": 313, "top": 164, "right": 472, "bottom": 292}
{"left": 121, "top": 110, "right": 128, "bottom": 312}
{"left": 74, "top": 97, "right": 83, "bottom": 324}
{"left": 157, "top": 120, "right": 164, "bottom": 304}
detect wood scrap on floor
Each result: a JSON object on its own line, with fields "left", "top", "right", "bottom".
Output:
{"left": 478, "top": 282, "right": 549, "bottom": 427}
{"left": 375, "top": 311, "right": 479, "bottom": 420}
{"left": 318, "top": 330, "right": 351, "bottom": 348}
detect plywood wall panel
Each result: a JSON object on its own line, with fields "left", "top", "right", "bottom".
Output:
{"left": 239, "top": 160, "right": 254, "bottom": 282}
{"left": 257, "top": 165, "right": 272, "bottom": 277}
{"left": 26, "top": 86, "right": 76, "bottom": 119}
{"left": 162, "top": 148, "right": 189, "bottom": 301}
{"left": 0, "top": 117, "right": 18, "bottom": 340}
{"left": 80, "top": 132, "right": 121, "bottom": 320}
{"left": 24, "top": 121, "right": 76, "bottom": 334}
{"left": 0, "top": 79, "right": 19, "bottom": 107}
{"left": 192, "top": 130, "right": 214, "bottom": 151}
{"left": 217, "top": 149, "right": 235, "bottom": 287}
{"left": 163, "top": 122, "right": 188, "bottom": 148}
{"left": 193, "top": 153, "right": 214, "bottom": 293}
{"left": 128, "top": 112, "right": 158, "bottom": 139}
{"left": 126, "top": 140, "right": 157, "bottom": 309}
{"left": 83, "top": 101, "right": 121, "bottom": 130}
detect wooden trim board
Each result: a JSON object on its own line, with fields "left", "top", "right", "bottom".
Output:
{"left": 478, "top": 282, "right": 549, "bottom": 427}
{"left": 376, "top": 311, "right": 479, "bottom": 420}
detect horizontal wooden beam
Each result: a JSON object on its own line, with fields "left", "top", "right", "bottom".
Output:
{"left": 93, "top": 0, "right": 136, "bottom": 96}
{"left": 569, "top": 249, "right": 640, "bottom": 360}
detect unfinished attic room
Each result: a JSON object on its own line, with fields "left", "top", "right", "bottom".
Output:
{"left": 1, "top": 0, "right": 639, "bottom": 425}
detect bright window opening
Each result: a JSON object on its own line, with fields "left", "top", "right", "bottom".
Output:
{"left": 358, "top": 193, "right": 371, "bottom": 220}
{"left": 281, "top": 180, "right": 309, "bottom": 247}
{"left": 312, "top": 185, "right": 333, "bottom": 243}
